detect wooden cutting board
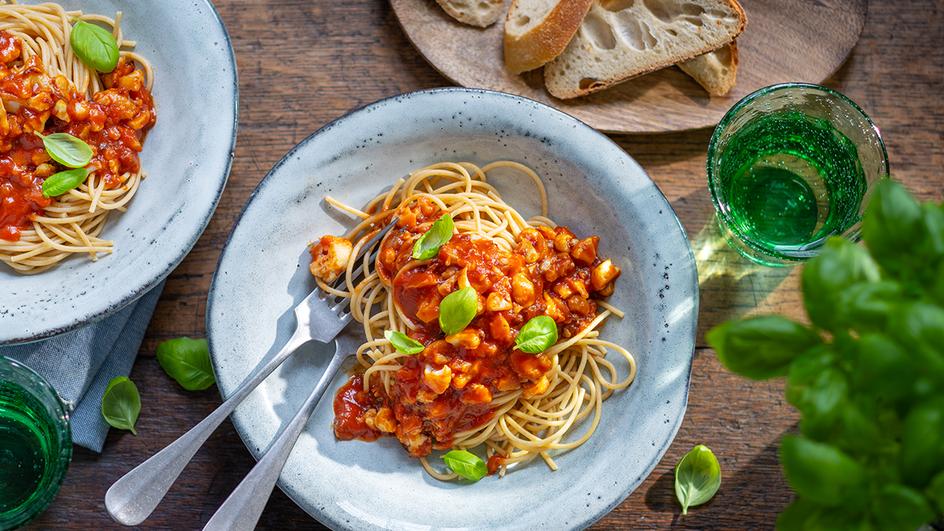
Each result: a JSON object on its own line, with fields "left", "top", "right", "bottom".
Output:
{"left": 390, "top": 0, "right": 867, "bottom": 133}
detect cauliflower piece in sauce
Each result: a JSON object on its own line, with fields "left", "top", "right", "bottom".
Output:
{"left": 309, "top": 235, "right": 353, "bottom": 283}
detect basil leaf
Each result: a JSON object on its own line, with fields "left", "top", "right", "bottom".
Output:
{"left": 384, "top": 330, "right": 424, "bottom": 355}
{"left": 786, "top": 348, "right": 847, "bottom": 438}
{"left": 706, "top": 316, "right": 822, "bottom": 380}
{"left": 42, "top": 132, "right": 93, "bottom": 169}
{"left": 674, "top": 444, "right": 721, "bottom": 515}
{"left": 779, "top": 435, "right": 866, "bottom": 507}
{"left": 870, "top": 484, "right": 934, "bottom": 531}
{"left": 801, "top": 237, "right": 880, "bottom": 331}
{"left": 439, "top": 286, "right": 477, "bottom": 335}
{"left": 853, "top": 334, "right": 918, "bottom": 405}
{"left": 442, "top": 449, "right": 487, "bottom": 482}
{"left": 156, "top": 337, "right": 216, "bottom": 391}
{"left": 70, "top": 20, "right": 119, "bottom": 73}
{"left": 888, "top": 303, "right": 944, "bottom": 383}
{"left": 900, "top": 397, "right": 944, "bottom": 487}
{"left": 100, "top": 376, "right": 141, "bottom": 435}
{"left": 927, "top": 471, "right": 944, "bottom": 514}
{"left": 412, "top": 214, "right": 454, "bottom": 260}
{"left": 41, "top": 167, "right": 89, "bottom": 197}
{"left": 515, "top": 315, "right": 558, "bottom": 354}
{"left": 775, "top": 498, "right": 823, "bottom": 531}
{"left": 863, "top": 180, "right": 922, "bottom": 278}
{"left": 836, "top": 281, "right": 902, "bottom": 333}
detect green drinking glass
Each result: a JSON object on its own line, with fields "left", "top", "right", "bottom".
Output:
{"left": 0, "top": 356, "right": 71, "bottom": 529}
{"left": 707, "top": 83, "right": 889, "bottom": 266}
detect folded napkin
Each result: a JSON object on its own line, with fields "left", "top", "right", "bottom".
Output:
{"left": 0, "top": 281, "right": 164, "bottom": 452}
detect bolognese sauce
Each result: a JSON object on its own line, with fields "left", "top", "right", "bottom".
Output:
{"left": 319, "top": 195, "right": 621, "bottom": 462}
{"left": 0, "top": 30, "right": 155, "bottom": 241}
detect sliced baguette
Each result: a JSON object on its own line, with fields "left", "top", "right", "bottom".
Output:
{"left": 545, "top": 0, "right": 746, "bottom": 99}
{"left": 503, "top": 0, "right": 594, "bottom": 74}
{"left": 678, "top": 41, "right": 738, "bottom": 96}
{"left": 435, "top": 0, "right": 505, "bottom": 28}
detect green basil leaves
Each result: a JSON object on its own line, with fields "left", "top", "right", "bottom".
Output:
{"left": 42, "top": 132, "right": 93, "bottom": 169}
{"left": 515, "top": 315, "right": 558, "bottom": 353}
{"left": 101, "top": 376, "right": 141, "bottom": 435}
{"left": 70, "top": 20, "right": 120, "bottom": 73}
{"left": 674, "top": 445, "right": 721, "bottom": 515}
{"left": 706, "top": 315, "right": 822, "bottom": 380}
{"left": 442, "top": 449, "right": 487, "bottom": 482}
{"left": 156, "top": 337, "right": 216, "bottom": 391}
{"left": 412, "top": 214, "right": 454, "bottom": 260}
{"left": 385, "top": 330, "right": 424, "bottom": 355}
{"left": 439, "top": 286, "right": 477, "bottom": 335}
{"left": 41, "top": 168, "right": 89, "bottom": 197}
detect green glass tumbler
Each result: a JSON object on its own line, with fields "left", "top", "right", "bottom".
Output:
{"left": 0, "top": 356, "right": 71, "bottom": 529}
{"left": 707, "top": 83, "right": 889, "bottom": 266}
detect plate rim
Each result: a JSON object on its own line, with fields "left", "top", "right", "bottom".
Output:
{"left": 207, "top": 87, "right": 698, "bottom": 529}
{"left": 1, "top": 0, "right": 239, "bottom": 345}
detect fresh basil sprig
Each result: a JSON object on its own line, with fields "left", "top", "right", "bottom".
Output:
{"left": 674, "top": 445, "right": 721, "bottom": 515}
{"left": 385, "top": 330, "right": 424, "bottom": 355}
{"left": 70, "top": 20, "right": 119, "bottom": 73}
{"left": 709, "top": 180, "right": 944, "bottom": 530}
{"left": 442, "top": 449, "right": 487, "bottom": 482}
{"left": 515, "top": 315, "right": 558, "bottom": 354}
{"left": 412, "top": 214, "right": 454, "bottom": 260}
{"left": 156, "top": 337, "right": 216, "bottom": 391}
{"left": 101, "top": 376, "right": 141, "bottom": 435}
{"left": 42, "top": 133, "right": 93, "bottom": 168}
{"left": 42, "top": 168, "right": 89, "bottom": 197}
{"left": 439, "top": 286, "right": 477, "bottom": 335}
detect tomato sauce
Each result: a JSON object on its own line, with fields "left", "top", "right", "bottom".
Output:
{"left": 0, "top": 31, "right": 155, "bottom": 241}
{"left": 327, "top": 196, "right": 621, "bottom": 462}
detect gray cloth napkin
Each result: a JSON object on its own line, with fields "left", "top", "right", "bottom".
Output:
{"left": 0, "top": 281, "right": 164, "bottom": 452}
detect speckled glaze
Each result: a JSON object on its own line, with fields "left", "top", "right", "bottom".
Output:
{"left": 207, "top": 89, "right": 697, "bottom": 530}
{"left": 0, "top": 0, "right": 237, "bottom": 345}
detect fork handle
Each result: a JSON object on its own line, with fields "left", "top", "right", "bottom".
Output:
{"left": 104, "top": 327, "right": 312, "bottom": 526}
{"left": 203, "top": 350, "right": 348, "bottom": 531}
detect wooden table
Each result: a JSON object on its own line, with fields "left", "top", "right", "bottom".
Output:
{"left": 29, "top": 0, "right": 943, "bottom": 528}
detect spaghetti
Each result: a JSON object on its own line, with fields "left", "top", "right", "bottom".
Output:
{"left": 310, "top": 161, "right": 637, "bottom": 480}
{"left": 0, "top": 1, "right": 155, "bottom": 273}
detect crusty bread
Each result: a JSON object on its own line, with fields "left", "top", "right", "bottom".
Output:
{"left": 678, "top": 41, "right": 738, "bottom": 96}
{"left": 436, "top": 0, "right": 505, "bottom": 28}
{"left": 503, "top": 0, "right": 594, "bottom": 74}
{"left": 544, "top": 0, "right": 746, "bottom": 99}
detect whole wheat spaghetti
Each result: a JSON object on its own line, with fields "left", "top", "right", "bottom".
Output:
{"left": 0, "top": 1, "right": 155, "bottom": 273}
{"left": 310, "top": 161, "right": 636, "bottom": 481}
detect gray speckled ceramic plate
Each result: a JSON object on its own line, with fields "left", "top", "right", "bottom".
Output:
{"left": 0, "top": 0, "right": 237, "bottom": 345}
{"left": 207, "top": 89, "right": 696, "bottom": 530}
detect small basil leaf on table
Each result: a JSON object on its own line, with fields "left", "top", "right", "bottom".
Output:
{"left": 156, "top": 337, "right": 216, "bottom": 391}
{"left": 515, "top": 315, "right": 558, "bottom": 354}
{"left": 439, "top": 286, "right": 477, "bottom": 335}
{"left": 442, "top": 449, "right": 487, "bottom": 482}
{"left": 41, "top": 132, "right": 93, "bottom": 168}
{"left": 101, "top": 376, "right": 141, "bottom": 435}
{"left": 779, "top": 435, "right": 866, "bottom": 507}
{"left": 706, "top": 315, "right": 822, "bottom": 380}
{"left": 801, "top": 237, "right": 880, "bottom": 331}
{"left": 412, "top": 214, "right": 454, "bottom": 260}
{"left": 385, "top": 330, "right": 424, "bottom": 355}
{"left": 41, "top": 168, "right": 89, "bottom": 197}
{"left": 70, "top": 20, "right": 119, "bottom": 73}
{"left": 674, "top": 444, "right": 721, "bottom": 515}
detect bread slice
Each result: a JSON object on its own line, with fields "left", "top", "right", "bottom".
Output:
{"left": 544, "top": 0, "right": 746, "bottom": 99}
{"left": 503, "top": 0, "right": 594, "bottom": 74}
{"left": 678, "top": 41, "right": 738, "bottom": 96}
{"left": 435, "top": 0, "right": 505, "bottom": 28}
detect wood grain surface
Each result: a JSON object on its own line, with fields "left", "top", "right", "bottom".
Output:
{"left": 391, "top": 0, "right": 867, "bottom": 133}
{"left": 27, "top": 0, "right": 943, "bottom": 529}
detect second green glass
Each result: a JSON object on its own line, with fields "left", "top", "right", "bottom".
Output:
{"left": 707, "top": 83, "right": 889, "bottom": 266}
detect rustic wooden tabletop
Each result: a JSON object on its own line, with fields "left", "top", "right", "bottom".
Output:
{"left": 28, "top": 0, "right": 943, "bottom": 529}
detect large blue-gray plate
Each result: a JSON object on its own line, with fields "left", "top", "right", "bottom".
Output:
{"left": 0, "top": 0, "right": 236, "bottom": 344}
{"left": 207, "top": 89, "right": 696, "bottom": 530}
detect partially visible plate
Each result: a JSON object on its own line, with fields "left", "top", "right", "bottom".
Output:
{"left": 0, "top": 0, "right": 237, "bottom": 344}
{"left": 391, "top": 0, "right": 866, "bottom": 133}
{"left": 207, "top": 89, "right": 698, "bottom": 529}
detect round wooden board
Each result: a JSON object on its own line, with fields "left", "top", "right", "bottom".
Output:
{"left": 391, "top": 0, "right": 867, "bottom": 133}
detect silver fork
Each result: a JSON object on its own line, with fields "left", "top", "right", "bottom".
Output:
{"left": 104, "top": 221, "right": 395, "bottom": 526}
